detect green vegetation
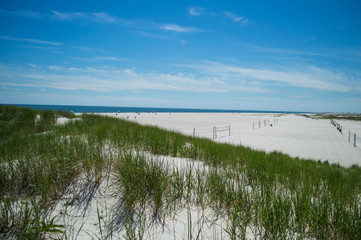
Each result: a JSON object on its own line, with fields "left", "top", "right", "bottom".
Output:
{"left": 1, "top": 105, "right": 361, "bottom": 239}
{"left": 54, "top": 110, "right": 76, "bottom": 119}
{"left": 0, "top": 105, "right": 76, "bottom": 141}
{"left": 300, "top": 113, "right": 361, "bottom": 121}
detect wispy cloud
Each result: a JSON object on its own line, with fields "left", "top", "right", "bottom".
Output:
{"left": 72, "top": 45, "right": 106, "bottom": 53}
{"left": 0, "top": 9, "right": 43, "bottom": 18}
{"left": 182, "top": 61, "right": 355, "bottom": 92}
{"left": 51, "top": 11, "right": 86, "bottom": 21}
{"left": 93, "top": 12, "right": 117, "bottom": 22}
{"left": 2, "top": 55, "right": 358, "bottom": 93}
{"left": 72, "top": 56, "right": 126, "bottom": 62}
{"left": 185, "top": 7, "right": 252, "bottom": 26}
{"left": 133, "top": 31, "right": 187, "bottom": 44}
{"left": 245, "top": 44, "right": 323, "bottom": 56}
{"left": 0, "top": 9, "right": 131, "bottom": 24}
{"left": 92, "top": 56, "right": 125, "bottom": 61}
{"left": 159, "top": 24, "right": 198, "bottom": 32}
{"left": 224, "top": 12, "right": 249, "bottom": 25}
{"left": 292, "top": 95, "right": 313, "bottom": 99}
{"left": 51, "top": 11, "right": 125, "bottom": 23}
{"left": 0, "top": 63, "right": 265, "bottom": 94}
{"left": 0, "top": 36, "right": 61, "bottom": 46}
{"left": 188, "top": 6, "right": 204, "bottom": 16}
{"left": 133, "top": 31, "right": 167, "bottom": 39}
{"left": 319, "top": 46, "right": 361, "bottom": 63}
{"left": 19, "top": 45, "right": 60, "bottom": 51}
{"left": 2, "top": 60, "right": 357, "bottom": 96}
{"left": 0, "top": 9, "right": 199, "bottom": 34}
{"left": 27, "top": 63, "right": 37, "bottom": 68}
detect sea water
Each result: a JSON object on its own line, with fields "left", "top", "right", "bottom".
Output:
{"left": 6, "top": 104, "right": 309, "bottom": 114}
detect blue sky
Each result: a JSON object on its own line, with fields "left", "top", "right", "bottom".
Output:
{"left": 0, "top": 0, "right": 360, "bottom": 112}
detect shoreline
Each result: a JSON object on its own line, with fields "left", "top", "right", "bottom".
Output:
{"left": 6, "top": 103, "right": 314, "bottom": 114}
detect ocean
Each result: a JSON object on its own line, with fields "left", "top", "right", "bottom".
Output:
{"left": 5, "top": 104, "right": 308, "bottom": 114}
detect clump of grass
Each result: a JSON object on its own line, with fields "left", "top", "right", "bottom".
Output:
{"left": 55, "top": 110, "right": 76, "bottom": 119}
{"left": 0, "top": 105, "right": 36, "bottom": 140}
{"left": 115, "top": 152, "right": 180, "bottom": 218}
{"left": 302, "top": 113, "right": 361, "bottom": 121}
{"left": 36, "top": 110, "right": 56, "bottom": 132}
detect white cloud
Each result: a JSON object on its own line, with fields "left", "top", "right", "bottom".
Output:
{"left": 0, "top": 9, "right": 128, "bottom": 24}
{"left": 291, "top": 95, "right": 313, "bottom": 99}
{"left": 159, "top": 24, "right": 198, "bottom": 32}
{"left": 0, "top": 9, "right": 43, "bottom": 18}
{"left": 224, "top": 12, "right": 249, "bottom": 25}
{"left": 46, "top": 65, "right": 80, "bottom": 72}
{"left": 0, "top": 9, "right": 201, "bottom": 36}
{"left": 50, "top": 11, "right": 123, "bottom": 23}
{"left": 72, "top": 46, "right": 105, "bottom": 53}
{"left": 184, "top": 61, "right": 352, "bottom": 92}
{"left": 51, "top": 11, "right": 85, "bottom": 21}
{"left": 48, "top": 65, "right": 62, "bottom": 71}
{"left": 188, "top": 6, "right": 204, "bottom": 16}
{"left": 0, "top": 64, "right": 265, "bottom": 94}
{"left": 2, "top": 61, "right": 357, "bottom": 108}
{"left": 92, "top": 12, "right": 117, "bottom": 22}
{"left": 133, "top": 31, "right": 187, "bottom": 45}
{"left": 123, "top": 68, "right": 136, "bottom": 75}
{"left": 27, "top": 63, "right": 37, "bottom": 68}
{"left": 72, "top": 56, "right": 127, "bottom": 62}
{"left": 245, "top": 44, "right": 323, "bottom": 56}
{"left": 20, "top": 45, "right": 60, "bottom": 51}
{"left": 0, "top": 36, "right": 61, "bottom": 46}
{"left": 92, "top": 56, "right": 125, "bottom": 61}
{"left": 133, "top": 31, "right": 166, "bottom": 39}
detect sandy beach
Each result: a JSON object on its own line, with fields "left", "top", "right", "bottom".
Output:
{"left": 3, "top": 106, "right": 361, "bottom": 239}
{"left": 98, "top": 112, "right": 361, "bottom": 167}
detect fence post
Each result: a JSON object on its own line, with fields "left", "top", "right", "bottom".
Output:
{"left": 193, "top": 128, "right": 195, "bottom": 137}
{"left": 349, "top": 131, "right": 350, "bottom": 143}
{"left": 253, "top": 122, "right": 254, "bottom": 130}
{"left": 213, "top": 127, "right": 215, "bottom": 139}
{"left": 229, "top": 125, "right": 231, "bottom": 136}
{"left": 355, "top": 134, "right": 357, "bottom": 147}
{"left": 259, "top": 121, "right": 261, "bottom": 128}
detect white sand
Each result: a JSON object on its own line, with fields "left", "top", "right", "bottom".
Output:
{"left": 51, "top": 152, "right": 237, "bottom": 239}
{"left": 56, "top": 116, "right": 81, "bottom": 125}
{"left": 98, "top": 112, "right": 361, "bottom": 167}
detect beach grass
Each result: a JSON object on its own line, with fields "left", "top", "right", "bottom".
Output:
{"left": 1, "top": 105, "right": 361, "bottom": 239}
{"left": 300, "top": 113, "right": 361, "bottom": 121}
